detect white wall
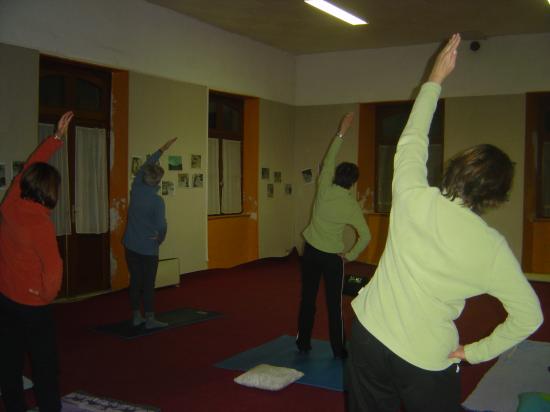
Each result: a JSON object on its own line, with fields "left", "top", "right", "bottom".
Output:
{"left": 128, "top": 72, "right": 208, "bottom": 273}
{"left": 0, "top": 43, "right": 39, "bottom": 201}
{"left": 445, "top": 94, "right": 526, "bottom": 259}
{"left": 296, "top": 33, "right": 550, "bottom": 106}
{"left": 0, "top": 0, "right": 296, "bottom": 105}
{"left": 258, "top": 99, "right": 295, "bottom": 257}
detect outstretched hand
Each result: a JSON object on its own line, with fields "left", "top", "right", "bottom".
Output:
{"left": 429, "top": 33, "right": 461, "bottom": 85}
{"left": 55, "top": 111, "right": 74, "bottom": 139}
{"left": 160, "top": 137, "right": 178, "bottom": 152}
{"left": 337, "top": 112, "right": 355, "bottom": 137}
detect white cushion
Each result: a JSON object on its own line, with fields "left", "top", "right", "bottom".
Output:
{"left": 234, "top": 364, "right": 304, "bottom": 391}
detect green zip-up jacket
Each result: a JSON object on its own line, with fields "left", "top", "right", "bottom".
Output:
{"left": 303, "top": 135, "right": 370, "bottom": 261}
{"left": 352, "top": 82, "right": 543, "bottom": 371}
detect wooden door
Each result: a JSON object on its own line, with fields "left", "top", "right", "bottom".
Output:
{"left": 39, "top": 57, "right": 111, "bottom": 297}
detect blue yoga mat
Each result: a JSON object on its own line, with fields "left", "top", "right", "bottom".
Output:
{"left": 215, "top": 335, "right": 345, "bottom": 391}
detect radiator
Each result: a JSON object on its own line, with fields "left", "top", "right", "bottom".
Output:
{"left": 155, "top": 258, "right": 180, "bottom": 288}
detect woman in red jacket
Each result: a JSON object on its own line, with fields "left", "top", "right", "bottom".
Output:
{"left": 0, "top": 111, "right": 73, "bottom": 412}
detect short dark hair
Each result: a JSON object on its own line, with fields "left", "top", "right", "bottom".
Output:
{"left": 20, "top": 162, "right": 61, "bottom": 209}
{"left": 333, "top": 162, "right": 359, "bottom": 189}
{"left": 441, "top": 144, "right": 514, "bottom": 214}
{"left": 143, "top": 163, "right": 164, "bottom": 186}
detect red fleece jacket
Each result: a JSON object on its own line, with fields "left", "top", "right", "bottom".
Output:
{"left": 0, "top": 136, "right": 63, "bottom": 305}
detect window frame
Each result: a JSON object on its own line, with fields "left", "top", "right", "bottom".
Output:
{"left": 208, "top": 91, "right": 244, "bottom": 216}
{"left": 373, "top": 100, "right": 445, "bottom": 213}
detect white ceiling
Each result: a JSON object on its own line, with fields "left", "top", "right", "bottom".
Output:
{"left": 147, "top": 0, "right": 550, "bottom": 54}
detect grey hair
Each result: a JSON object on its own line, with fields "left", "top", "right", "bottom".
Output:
{"left": 143, "top": 163, "right": 164, "bottom": 186}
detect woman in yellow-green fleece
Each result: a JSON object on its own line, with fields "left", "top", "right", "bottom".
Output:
{"left": 296, "top": 112, "right": 371, "bottom": 359}
{"left": 347, "top": 33, "right": 543, "bottom": 412}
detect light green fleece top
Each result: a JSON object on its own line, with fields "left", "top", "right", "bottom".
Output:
{"left": 303, "top": 135, "right": 371, "bottom": 261}
{"left": 352, "top": 82, "right": 543, "bottom": 371}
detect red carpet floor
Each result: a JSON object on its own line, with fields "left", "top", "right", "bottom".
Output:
{"left": 4, "top": 253, "right": 549, "bottom": 412}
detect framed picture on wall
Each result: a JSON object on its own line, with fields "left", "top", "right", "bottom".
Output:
{"left": 12, "top": 160, "right": 24, "bottom": 178}
{"left": 267, "top": 183, "right": 274, "bottom": 198}
{"left": 193, "top": 173, "right": 204, "bottom": 188}
{"left": 285, "top": 184, "right": 292, "bottom": 195}
{"left": 261, "top": 167, "right": 270, "bottom": 180}
{"left": 301, "top": 168, "right": 313, "bottom": 184}
{"left": 178, "top": 173, "right": 190, "bottom": 188}
{"left": 168, "top": 155, "right": 183, "bottom": 171}
{"left": 0, "top": 163, "right": 6, "bottom": 189}
{"left": 274, "top": 171, "right": 282, "bottom": 183}
{"left": 131, "top": 156, "right": 142, "bottom": 176}
{"left": 161, "top": 180, "right": 175, "bottom": 196}
{"left": 191, "top": 154, "right": 202, "bottom": 169}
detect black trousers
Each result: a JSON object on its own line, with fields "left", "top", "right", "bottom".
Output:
{"left": 0, "top": 293, "right": 61, "bottom": 412}
{"left": 347, "top": 318, "right": 461, "bottom": 412}
{"left": 297, "top": 242, "right": 346, "bottom": 356}
{"left": 125, "top": 248, "right": 159, "bottom": 313}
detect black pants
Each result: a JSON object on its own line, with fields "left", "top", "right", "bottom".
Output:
{"left": 297, "top": 242, "right": 346, "bottom": 356}
{"left": 347, "top": 318, "right": 461, "bottom": 412}
{"left": 125, "top": 248, "right": 159, "bottom": 313}
{"left": 0, "top": 293, "right": 61, "bottom": 412}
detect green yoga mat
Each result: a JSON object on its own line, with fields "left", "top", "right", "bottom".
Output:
{"left": 94, "top": 308, "right": 222, "bottom": 339}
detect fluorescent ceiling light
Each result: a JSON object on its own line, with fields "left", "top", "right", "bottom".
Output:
{"left": 305, "top": 0, "right": 367, "bottom": 25}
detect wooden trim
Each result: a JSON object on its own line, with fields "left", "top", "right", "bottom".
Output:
{"left": 110, "top": 70, "right": 129, "bottom": 290}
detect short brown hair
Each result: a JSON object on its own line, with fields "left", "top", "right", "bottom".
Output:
{"left": 143, "top": 163, "right": 164, "bottom": 187}
{"left": 441, "top": 144, "right": 514, "bottom": 214}
{"left": 20, "top": 162, "right": 61, "bottom": 209}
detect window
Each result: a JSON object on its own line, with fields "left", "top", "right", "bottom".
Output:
{"left": 208, "top": 92, "right": 244, "bottom": 215}
{"left": 375, "top": 101, "right": 444, "bottom": 213}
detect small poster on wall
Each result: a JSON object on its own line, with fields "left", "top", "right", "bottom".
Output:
{"left": 267, "top": 183, "right": 274, "bottom": 198}
{"left": 178, "top": 173, "right": 190, "bottom": 188}
{"left": 191, "top": 154, "right": 202, "bottom": 169}
{"left": 168, "top": 155, "right": 183, "bottom": 171}
{"left": 193, "top": 173, "right": 204, "bottom": 188}
{"left": 0, "top": 163, "right": 6, "bottom": 189}
{"left": 131, "top": 156, "right": 142, "bottom": 176}
{"left": 301, "top": 168, "right": 313, "bottom": 184}
{"left": 274, "top": 171, "right": 282, "bottom": 183}
{"left": 261, "top": 167, "right": 270, "bottom": 180}
{"left": 285, "top": 184, "right": 292, "bottom": 195}
{"left": 12, "top": 161, "right": 25, "bottom": 178}
{"left": 161, "top": 180, "right": 175, "bottom": 196}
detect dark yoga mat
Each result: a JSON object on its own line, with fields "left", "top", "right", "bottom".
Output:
{"left": 94, "top": 307, "right": 222, "bottom": 339}
{"left": 216, "top": 335, "right": 345, "bottom": 391}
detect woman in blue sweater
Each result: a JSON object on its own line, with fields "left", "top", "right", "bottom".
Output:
{"left": 123, "top": 137, "right": 176, "bottom": 329}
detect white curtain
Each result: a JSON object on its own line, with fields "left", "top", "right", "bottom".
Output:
{"left": 38, "top": 123, "right": 72, "bottom": 236}
{"left": 221, "top": 139, "right": 242, "bottom": 214}
{"left": 75, "top": 126, "right": 109, "bottom": 234}
{"left": 208, "top": 138, "right": 221, "bottom": 214}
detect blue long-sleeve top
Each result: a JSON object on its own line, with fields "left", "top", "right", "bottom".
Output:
{"left": 123, "top": 150, "right": 167, "bottom": 256}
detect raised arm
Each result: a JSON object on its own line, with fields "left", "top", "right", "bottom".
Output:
{"left": 319, "top": 113, "right": 354, "bottom": 188}
{"left": 2, "top": 111, "right": 73, "bottom": 208}
{"left": 393, "top": 34, "right": 461, "bottom": 196}
{"left": 133, "top": 137, "right": 178, "bottom": 186}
